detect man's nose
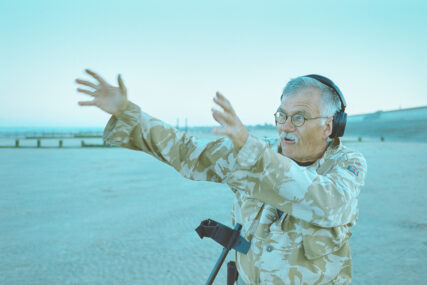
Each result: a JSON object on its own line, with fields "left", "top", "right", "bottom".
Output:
{"left": 279, "top": 116, "right": 295, "bottom": 132}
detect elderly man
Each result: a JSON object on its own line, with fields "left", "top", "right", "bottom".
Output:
{"left": 76, "top": 70, "right": 367, "bottom": 284}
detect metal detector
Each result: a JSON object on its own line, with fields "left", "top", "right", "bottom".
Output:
{"left": 195, "top": 219, "right": 250, "bottom": 285}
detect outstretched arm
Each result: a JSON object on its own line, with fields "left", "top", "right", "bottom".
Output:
{"left": 75, "top": 70, "right": 237, "bottom": 183}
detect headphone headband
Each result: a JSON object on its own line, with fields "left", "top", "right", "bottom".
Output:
{"left": 304, "top": 74, "right": 346, "bottom": 112}
{"left": 303, "top": 74, "right": 347, "bottom": 138}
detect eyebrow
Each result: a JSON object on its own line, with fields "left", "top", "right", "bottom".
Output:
{"left": 277, "top": 108, "right": 309, "bottom": 116}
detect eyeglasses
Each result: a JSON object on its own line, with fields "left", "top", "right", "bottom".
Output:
{"left": 274, "top": 111, "right": 330, "bottom": 127}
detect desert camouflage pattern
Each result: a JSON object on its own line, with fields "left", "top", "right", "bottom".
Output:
{"left": 103, "top": 102, "right": 367, "bottom": 285}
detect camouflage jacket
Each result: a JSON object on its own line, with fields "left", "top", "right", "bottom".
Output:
{"left": 103, "top": 102, "right": 367, "bottom": 285}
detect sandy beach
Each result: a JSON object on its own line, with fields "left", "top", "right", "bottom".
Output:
{"left": 1, "top": 140, "right": 426, "bottom": 284}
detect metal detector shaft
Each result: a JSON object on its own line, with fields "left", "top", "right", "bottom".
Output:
{"left": 206, "top": 247, "right": 230, "bottom": 285}
{"left": 205, "top": 224, "right": 242, "bottom": 285}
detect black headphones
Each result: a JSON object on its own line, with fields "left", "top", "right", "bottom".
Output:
{"left": 303, "top": 74, "right": 347, "bottom": 138}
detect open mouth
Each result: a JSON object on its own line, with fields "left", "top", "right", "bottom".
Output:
{"left": 283, "top": 137, "right": 296, "bottom": 143}
{"left": 280, "top": 132, "right": 298, "bottom": 144}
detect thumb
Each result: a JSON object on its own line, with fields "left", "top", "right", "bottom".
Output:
{"left": 117, "top": 74, "right": 127, "bottom": 97}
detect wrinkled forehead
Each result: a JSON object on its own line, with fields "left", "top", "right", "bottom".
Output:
{"left": 278, "top": 87, "right": 322, "bottom": 115}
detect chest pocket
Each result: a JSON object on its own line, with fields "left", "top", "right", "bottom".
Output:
{"left": 253, "top": 204, "right": 280, "bottom": 239}
{"left": 302, "top": 224, "right": 351, "bottom": 260}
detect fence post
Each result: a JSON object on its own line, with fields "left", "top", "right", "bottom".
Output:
{"left": 37, "top": 139, "right": 41, "bottom": 148}
{"left": 59, "top": 140, "right": 63, "bottom": 148}
{"left": 15, "top": 139, "right": 19, "bottom": 148}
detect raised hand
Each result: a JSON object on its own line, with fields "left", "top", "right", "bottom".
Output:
{"left": 75, "top": 69, "right": 129, "bottom": 117}
{"left": 211, "top": 92, "right": 249, "bottom": 151}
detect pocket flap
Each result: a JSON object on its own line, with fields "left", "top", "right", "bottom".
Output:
{"left": 302, "top": 226, "right": 351, "bottom": 260}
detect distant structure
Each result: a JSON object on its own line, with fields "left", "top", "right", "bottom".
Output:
{"left": 348, "top": 106, "right": 427, "bottom": 122}
{"left": 346, "top": 106, "right": 427, "bottom": 142}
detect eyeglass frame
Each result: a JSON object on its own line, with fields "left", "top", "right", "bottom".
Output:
{"left": 274, "top": 111, "right": 330, "bottom": 127}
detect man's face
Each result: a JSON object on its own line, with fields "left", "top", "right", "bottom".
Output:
{"left": 276, "top": 87, "right": 332, "bottom": 163}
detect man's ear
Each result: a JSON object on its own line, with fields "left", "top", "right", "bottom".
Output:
{"left": 323, "top": 117, "right": 334, "bottom": 139}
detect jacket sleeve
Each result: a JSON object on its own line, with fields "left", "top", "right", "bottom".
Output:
{"left": 103, "top": 101, "right": 237, "bottom": 183}
{"left": 227, "top": 134, "right": 368, "bottom": 227}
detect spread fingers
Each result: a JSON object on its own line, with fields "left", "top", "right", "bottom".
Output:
{"left": 75, "top": 79, "right": 97, "bottom": 89}
{"left": 78, "top": 100, "right": 97, "bottom": 106}
{"left": 85, "top": 69, "right": 107, "bottom": 85}
{"left": 213, "top": 92, "right": 235, "bottom": 114}
{"left": 76, "top": 88, "right": 95, "bottom": 97}
{"left": 211, "top": 108, "right": 234, "bottom": 125}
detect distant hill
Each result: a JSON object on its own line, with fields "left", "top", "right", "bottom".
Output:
{"left": 345, "top": 106, "right": 427, "bottom": 142}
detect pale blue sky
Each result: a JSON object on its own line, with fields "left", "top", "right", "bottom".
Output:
{"left": 1, "top": 0, "right": 426, "bottom": 127}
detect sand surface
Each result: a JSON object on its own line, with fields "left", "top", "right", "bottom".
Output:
{"left": 1, "top": 140, "right": 426, "bottom": 284}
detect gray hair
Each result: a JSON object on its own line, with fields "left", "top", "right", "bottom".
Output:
{"left": 281, "top": 76, "right": 341, "bottom": 118}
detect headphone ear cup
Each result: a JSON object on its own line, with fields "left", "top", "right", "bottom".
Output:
{"left": 330, "top": 112, "right": 347, "bottom": 138}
